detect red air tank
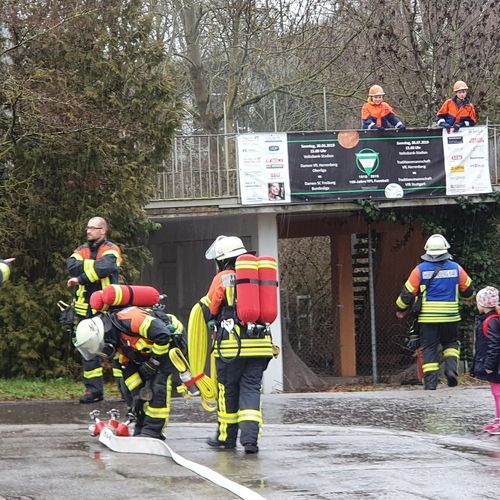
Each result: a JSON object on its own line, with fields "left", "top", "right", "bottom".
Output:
{"left": 101, "top": 285, "right": 160, "bottom": 307}
{"left": 257, "top": 256, "right": 278, "bottom": 324}
{"left": 235, "top": 254, "right": 260, "bottom": 323}
{"left": 89, "top": 291, "right": 109, "bottom": 312}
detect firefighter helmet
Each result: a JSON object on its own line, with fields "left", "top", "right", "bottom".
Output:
{"left": 453, "top": 81, "right": 468, "bottom": 92}
{"left": 424, "top": 234, "right": 451, "bottom": 256}
{"left": 73, "top": 316, "right": 105, "bottom": 360}
{"left": 368, "top": 85, "right": 385, "bottom": 96}
{"left": 205, "top": 235, "right": 247, "bottom": 261}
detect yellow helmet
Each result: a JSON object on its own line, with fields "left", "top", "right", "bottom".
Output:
{"left": 369, "top": 85, "right": 385, "bottom": 97}
{"left": 453, "top": 81, "right": 468, "bottom": 92}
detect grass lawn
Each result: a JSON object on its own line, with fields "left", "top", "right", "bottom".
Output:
{"left": 0, "top": 378, "right": 122, "bottom": 400}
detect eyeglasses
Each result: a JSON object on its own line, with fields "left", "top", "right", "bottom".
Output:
{"left": 87, "top": 226, "right": 104, "bottom": 230}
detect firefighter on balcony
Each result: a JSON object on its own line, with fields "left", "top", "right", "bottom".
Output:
{"left": 66, "top": 217, "right": 123, "bottom": 404}
{"left": 201, "top": 236, "right": 275, "bottom": 454}
{"left": 73, "top": 305, "right": 184, "bottom": 439}
{"left": 361, "top": 85, "right": 406, "bottom": 130}
{"left": 436, "top": 80, "right": 477, "bottom": 131}
{"left": 395, "top": 234, "right": 473, "bottom": 390}
{"left": 0, "top": 258, "right": 14, "bottom": 287}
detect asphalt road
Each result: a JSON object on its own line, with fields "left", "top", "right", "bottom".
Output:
{"left": 1, "top": 385, "right": 499, "bottom": 499}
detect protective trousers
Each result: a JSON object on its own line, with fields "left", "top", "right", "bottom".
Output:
{"left": 123, "top": 362, "right": 173, "bottom": 439}
{"left": 214, "top": 357, "right": 269, "bottom": 447}
{"left": 83, "top": 356, "right": 125, "bottom": 397}
{"left": 420, "top": 322, "right": 460, "bottom": 390}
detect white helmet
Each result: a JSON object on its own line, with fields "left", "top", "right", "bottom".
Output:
{"left": 205, "top": 235, "right": 247, "bottom": 261}
{"left": 73, "top": 316, "right": 105, "bottom": 360}
{"left": 424, "top": 234, "right": 450, "bottom": 256}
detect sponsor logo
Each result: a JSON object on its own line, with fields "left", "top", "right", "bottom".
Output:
{"left": 269, "top": 146, "right": 280, "bottom": 151}
{"left": 451, "top": 155, "right": 463, "bottom": 160}
{"left": 355, "top": 148, "right": 380, "bottom": 176}
{"left": 450, "top": 165, "right": 465, "bottom": 173}
{"left": 447, "top": 137, "right": 463, "bottom": 144}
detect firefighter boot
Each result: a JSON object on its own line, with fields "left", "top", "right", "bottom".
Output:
{"left": 444, "top": 357, "right": 458, "bottom": 387}
{"left": 423, "top": 371, "right": 439, "bottom": 390}
{"left": 80, "top": 390, "right": 104, "bottom": 404}
{"left": 206, "top": 433, "right": 236, "bottom": 450}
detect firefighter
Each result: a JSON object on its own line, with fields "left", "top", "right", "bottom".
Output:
{"left": 0, "top": 258, "right": 14, "bottom": 287}
{"left": 200, "top": 235, "right": 274, "bottom": 454}
{"left": 66, "top": 217, "right": 123, "bottom": 403}
{"left": 73, "top": 306, "right": 184, "bottom": 439}
{"left": 361, "top": 85, "right": 406, "bottom": 130}
{"left": 436, "top": 80, "right": 477, "bottom": 131}
{"left": 395, "top": 234, "right": 474, "bottom": 390}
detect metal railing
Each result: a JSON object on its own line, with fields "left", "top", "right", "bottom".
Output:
{"left": 153, "top": 126, "right": 500, "bottom": 202}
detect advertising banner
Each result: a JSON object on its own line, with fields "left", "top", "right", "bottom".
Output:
{"left": 442, "top": 126, "right": 491, "bottom": 195}
{"left": 237, "top": 127, "right": 492, "bottom": 205}
{"left": 288, "top": 129, "right": 445, "bottom": 202}
{"left": 237, "top": 133, "right": 291, "bottom": 205}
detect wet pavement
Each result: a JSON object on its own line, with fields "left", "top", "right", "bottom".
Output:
{"left": 1, "top": 385, "right": 500, "bottom": 499}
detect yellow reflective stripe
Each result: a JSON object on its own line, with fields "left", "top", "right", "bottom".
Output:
{"left": 0, "top": 263, "right": 11, "bottom": 282}
{"left": 144, "top": 404, "right": 170, "bottom": 419}
{"left": 135, "top": 339, "right": 152, "bottom": 352}
{"left": 70, "top": 253, "right": 84, "bottom": 261}
{"left": 404, "top": 280, "right": 416, "bottom": 293}
{"left": 238, "top": 409, "right": 262, "bottom": 423}
{"left": 100, "top": 275, "right": 111, "bottom": 290}
{"left": 110, "top": 284, "right": 122, "bottom": 305}
{"left": 83, "top": 259, "right": 99, "bottom": 282}
{"left": 125, "top": 372, "right": 143, "bottom": 391}
{"left": 235, "top": 262, "right": 258, "bottom": 270}
{"left": 396, "top": 297, "right": 407, "bottom": 309}
{"left": 225, "top": 286, "right": 235, "bottom": 307}
{"left": 102, "top": 249, "right": 121, "bottom": 262}
{"left": 257, "top": 259, "right": 277, "bottom": 270}
{"left": 422, "top": 362, "right": 440, "bottom": 373}
{"left": 200, "top": 295, "right": 211, "bottom": 306}
{"left": 217, "top": 383, "right": 228, "bottom": 440}
{"left": 419, "top": 316, "right": 460, "bottom": 323}
{"left": 139, "top": 316, "right": 153, "bottom": 337}
{"left": 217, "top": 411, "right": 238, "bottom": 424}
{"left": 152, "top": 344, "right": 169, "bottom": 356}
{"left": 112, "top": 368, "right": 123, "bottom": 378}
{"left": 443, "top": 347, "right": 460, "bottom": 359}
{"left": 83, "top": 367, "right": 103, "bottom": 379}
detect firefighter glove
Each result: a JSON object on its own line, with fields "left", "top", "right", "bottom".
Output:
{"left": 139, "top": 357, "right": 161, "bottom": 381}
{"left": 406, "top": 334, "right": 420, "bottom": 351}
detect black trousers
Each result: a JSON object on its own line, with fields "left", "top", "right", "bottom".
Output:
{"left": 420, "top": 322, "right": 460, "bottom": 389}
{"left": 214, "top": 357, "right": 270, "bottom": 447}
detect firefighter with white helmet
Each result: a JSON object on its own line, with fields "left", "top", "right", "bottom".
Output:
{"left": 395, "top": 234, "right": 474, "bottom": 390}
{"left": 436, "top": 80, "right": 477, "bottom": 131}
{"left": 74, "top": 305, "right": 185, "bottom": 439}
{"left": 361, "top": 84, "right": 406, "bottom": 131}
{"left": 196, "top": 235, "right": 274, "bottom": 454}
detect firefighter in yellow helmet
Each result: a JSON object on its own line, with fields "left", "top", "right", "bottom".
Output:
{"left": 199, "top": 235, "right": 274, "bottom": 454}
{"left": 436, "top": 80, "right": 477, "bottom": 131}
{"left": 0, "top": 258, "right": 15, "bottom": 287}
{"left": 361, "top": 85, "right": 405, "bottom": 130}
{"left": 395, "top": 234, "right": 473, "bottom": 390}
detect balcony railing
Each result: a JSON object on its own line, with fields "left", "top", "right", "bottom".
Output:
{"left": 153, "top": 126, "right": 500, "bottom": 203}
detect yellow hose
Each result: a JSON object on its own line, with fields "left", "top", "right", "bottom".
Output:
{"left": 184, "top": 302, "right": 218, "bottom": 411}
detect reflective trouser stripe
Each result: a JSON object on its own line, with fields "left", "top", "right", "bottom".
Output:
{"left": 84, "top": 367, "right": 103, "bottom": 379}
{"left": 125, "top": 372, "right": 143, "bottom": 391}
{"left": 238, "top": 408, "right": 262, "bottom": 423}
{"left": 443, "top": 347, "right": 460, "bottom": 359}
{"left": 422, "top": 362, "right": 440, "bottom": 373}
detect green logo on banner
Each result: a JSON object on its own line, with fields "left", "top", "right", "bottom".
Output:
{"left": 355, "top": 148, "right": 380, "bottom": 176}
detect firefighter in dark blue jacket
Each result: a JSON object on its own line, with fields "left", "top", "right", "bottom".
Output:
{"left": 396, "top": 235, "right": 473, "bottom": 390}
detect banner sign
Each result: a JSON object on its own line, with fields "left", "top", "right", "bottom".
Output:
{"left": 237, "top": 127, "right": 491, "bottom": 205}
{"left": 442, "top": 126, "right": 492, "bottom": 195}
{"left": 237, "top": 133, "right": 291, "bottom": 205}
